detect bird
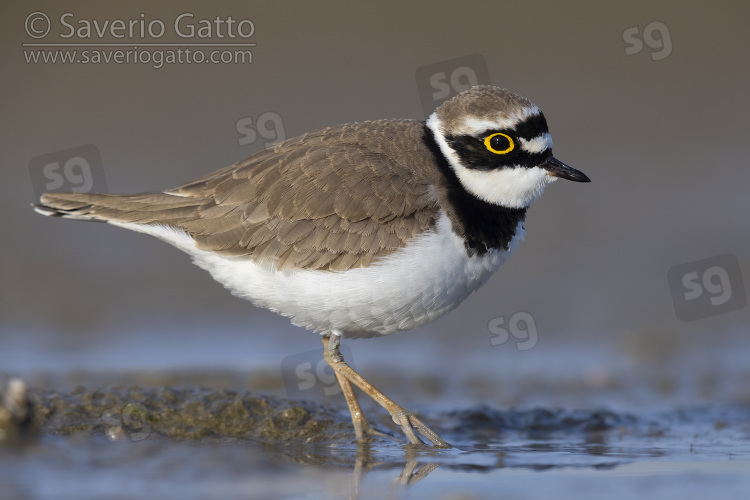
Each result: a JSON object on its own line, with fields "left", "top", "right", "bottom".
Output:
{"left": 33, "top": 85, "right": 590, "bottom": 447}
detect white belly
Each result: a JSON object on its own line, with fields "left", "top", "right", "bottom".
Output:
{"left": 113, "top": 212, "right": 523, "bottom": 338}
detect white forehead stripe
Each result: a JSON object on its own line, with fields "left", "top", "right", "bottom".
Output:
{"left": 452, "top": 105, "right": 541, "bottom": 135}
{"left": 519, "top": 133, "right": 553, "bottom": 154}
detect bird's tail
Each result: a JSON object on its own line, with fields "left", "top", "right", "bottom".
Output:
{"left": 32, "top": 191, "right": 199, "bottom": 226}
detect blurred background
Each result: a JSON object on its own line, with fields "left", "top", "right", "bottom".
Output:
{"left": 2, "top": 1, "right": 749, "bottom": 410}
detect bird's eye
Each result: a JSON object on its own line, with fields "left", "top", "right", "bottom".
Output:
{"left": 484, "top": 133, "right": 514, "bottom": 154}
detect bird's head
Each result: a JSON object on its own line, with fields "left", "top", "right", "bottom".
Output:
{"left": 426, "top": 85, "right": 590, "bottom": 209}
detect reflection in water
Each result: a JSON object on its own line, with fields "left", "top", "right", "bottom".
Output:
{"left": 346, "top": 443, "right": 442, "bottom": 500}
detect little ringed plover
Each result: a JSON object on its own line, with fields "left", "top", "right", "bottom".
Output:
{"left": 34, "top": 85, "right": 590, "bottom": 447}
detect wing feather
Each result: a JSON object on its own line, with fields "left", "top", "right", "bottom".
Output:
{"left": 35, "top": 120, "right": 442, "bottom": 271}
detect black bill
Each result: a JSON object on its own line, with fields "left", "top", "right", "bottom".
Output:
{"left": 540, "top": 156, "right": 591, "bottom": 182}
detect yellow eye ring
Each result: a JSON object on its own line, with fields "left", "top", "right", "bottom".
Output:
{"left": 484, "top": 133, "right": 514, "bottom": 154}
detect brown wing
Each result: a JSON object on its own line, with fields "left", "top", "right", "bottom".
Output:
{"left": 36, "top": 119, "right": 441, "bottom": 271}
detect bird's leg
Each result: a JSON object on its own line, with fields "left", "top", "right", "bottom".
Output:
{"left": 322, "top": 337, "right": 391, "bottom": 442}
{"left": 323, "top": 334, "right": 451, "bottom": 448}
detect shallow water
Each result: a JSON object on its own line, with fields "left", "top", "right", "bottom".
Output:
{"left": 2, "top": 369, "right": 750, "bottom": 500}
{"left": 4, "top": 406, "right": 750, "bottom": 500}
{"left": 2, "top": 321, "right": 750, "bottom": 499}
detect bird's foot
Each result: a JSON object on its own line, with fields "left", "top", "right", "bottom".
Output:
{"left": 389, "top": 407, "right": 451, "bottom": 448}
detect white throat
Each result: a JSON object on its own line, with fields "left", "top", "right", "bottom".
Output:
{"left": 426, "top": 113, "right": 555, "bottom": 209}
